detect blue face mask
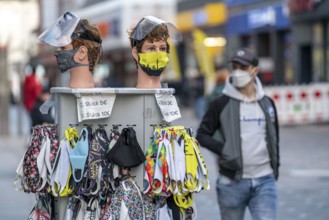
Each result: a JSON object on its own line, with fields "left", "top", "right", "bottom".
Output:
{"left": 54, "top": 47, "right": 89, "bottom": 73}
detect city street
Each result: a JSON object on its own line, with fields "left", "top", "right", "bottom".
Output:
{"left": 1, "top": 0, "right": 329, "bottom": 219}
{"left": 1, "top": 105, "right": 329, "bottom": 219}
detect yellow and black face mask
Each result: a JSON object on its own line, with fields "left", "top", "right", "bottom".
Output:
{"left": 138, "top": 51, "right": 170, "bottom": 76}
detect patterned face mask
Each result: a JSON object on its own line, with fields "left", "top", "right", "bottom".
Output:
{"left": 54, "top": 47, "right": 89, "bottom": 73}
{"left": 138, "top": 51, "right": 170, "bottom": 76}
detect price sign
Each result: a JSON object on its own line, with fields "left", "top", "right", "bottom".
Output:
{"left": 77, "top": 95, "right": 116, "bottom": 122}
{"left": 155, "top": 90, "right": 181, "bottom": 122}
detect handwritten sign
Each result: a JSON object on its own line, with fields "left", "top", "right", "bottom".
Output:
{"left": 155, "top": 90, "right": 181, "bottom": 122}
{"left": 77, "top": 95, "right": 116, "bottom": 122}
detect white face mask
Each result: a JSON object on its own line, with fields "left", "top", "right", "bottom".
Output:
{"left": 231, "top": 69, "right": 253, "bottom": 88}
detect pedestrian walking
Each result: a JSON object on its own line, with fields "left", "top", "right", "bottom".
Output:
{"left": 190, "top": 73, "right": 206, "bottom": 120}
{"left": 23, "top": 66, "right": 42, "bottom": 112}
{"left": 207, "top": 65, "right": 229, "bottom": 104}
{"left": 196, "top": 47, "right": 280, "bottom": 220}
{"left": 30, "top": 87, "right": 54, "bottom": 126}
{"left": 37, "top": 11, "right": 102, "bottom": 88}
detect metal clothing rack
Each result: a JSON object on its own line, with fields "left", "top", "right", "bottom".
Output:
{"left": 51, "top": 87, "right": 175, "bottom": 220}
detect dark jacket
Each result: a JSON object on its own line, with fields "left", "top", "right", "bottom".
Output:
{"left": 30, "top": 99, "right": 54, "bottom": 126}
{"left": 196, "top": 94, "right": 280, "bottom": 181}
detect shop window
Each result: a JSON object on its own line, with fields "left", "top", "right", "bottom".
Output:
{"left": 300, "top": 45, "right": 313, "bottom": 83}
{"left": 257, "top": 33, "right": 270, "bottom": 57}
{"left": 257, "top": 33, "right": 272, "bottom": 85}
{"left": 241, "top": 35, "right": 252, "bottom": 48}
{"left": 326, "top": 21, "right": 329, "bottom": 81}
{"left": 283, "top": 31, "right": 294, "bottom": 84}
{"left": 312, "top": 22, "right": 325, "bottom": 82}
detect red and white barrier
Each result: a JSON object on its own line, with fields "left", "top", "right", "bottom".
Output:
{"left": 309, "top": 84, "right": 329, "bottom": 122}
{"left": 264, "top": 83, "right": 329, "bottom": 125}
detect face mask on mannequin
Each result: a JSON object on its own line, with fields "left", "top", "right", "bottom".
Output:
{"left": 138, "top": 51, "right": 169, "bottom": 76}
{"left": 231, "top": 69, "right": 254, "bottom": 88}
{"left": 54, "top": 47, "right": 89, "bottom": 73}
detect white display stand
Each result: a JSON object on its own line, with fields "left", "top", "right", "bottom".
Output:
{"left": 51, "top": 87, "right": 175, "bottom": 220}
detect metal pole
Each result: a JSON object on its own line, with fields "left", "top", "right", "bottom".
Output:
{"left": 17, "top": 62, "right": 26, "bottom": 136}
{"left": 0, "top": 46, "right": 9, "bottom": 136}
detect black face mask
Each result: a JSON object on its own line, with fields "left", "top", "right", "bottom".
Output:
{"left": 54, "top": 47, "right": 89, "bottom": 73}
{"left": 139, "top": 66, "right": 164, "bottom": 77}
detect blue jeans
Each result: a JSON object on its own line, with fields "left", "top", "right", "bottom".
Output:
{"left": 195, "top": 97, "right": 206, "bottom": 119}
{"left": 216, "top": 174, "right": 277, "bottom": 220}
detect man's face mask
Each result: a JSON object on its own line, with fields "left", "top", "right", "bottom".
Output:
{"left": 231, "top": 69, "right": 253, "bottom": 88}
{"left": 54, "top": 47, "right": 89, "bottom": 73}
{"left": 138, "top": 51, "right": 169, "bottom": 76}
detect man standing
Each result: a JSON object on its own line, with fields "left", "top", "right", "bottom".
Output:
{"left": 196, "top": 48, "right": 280, "bottom": 220}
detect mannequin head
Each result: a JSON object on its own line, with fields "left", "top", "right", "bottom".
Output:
{"left": 128, "top": 16, "right": 181, "bottom": 88}
{"left": 38, "top": 12, "right": 102, "bottom": 88}
{"left": 130, "top": 23, "right": 170, "bottom": 55}
{"left": 70, "top": 19, "right": 102, "bottom": 72}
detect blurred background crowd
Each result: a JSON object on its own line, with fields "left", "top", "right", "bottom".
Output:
{"left": 1, "top": 0, "right": 329, "bottom": 135}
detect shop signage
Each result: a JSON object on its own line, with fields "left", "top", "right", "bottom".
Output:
{"left": 248, "top": 7, "right": 276, "bottom": 29}
{"left": 227, "top": 4, "right": 290, "bottom": 34}
{"left": 96, "top": 18, "right": 120, "bottom": 39}
{"left": 177, "top": 3, "right": 226, "bottom": 32}
{"left": 287, "top": 0, "right": 323, "bottom": 14}
{"left": 226, "top": 0, "right": 262, "bottom": 7}
{"left": 77, "top": 94, "right": 116, "bottom": 122}
{"left": 155, "top": 90, "right": 181, "bottom": 122}
{"left": 193, "top": 11, "right": 207, "bottom": 26}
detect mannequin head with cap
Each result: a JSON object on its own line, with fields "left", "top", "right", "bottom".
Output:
{"left": 38, "top": 12, "right": 102, "bottom": 88}
{"left": 128, "top": 16, "right": 181, "bottom": 88}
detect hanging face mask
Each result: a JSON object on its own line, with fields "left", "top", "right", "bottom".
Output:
{"left": 231, "top": 69, "right": 253, "bottom": 88}
{"left": 138, "top": 51, "right": 170, "bottom": 76}
{"left": 54, "top": 47, "right": 89, "bottom": 73}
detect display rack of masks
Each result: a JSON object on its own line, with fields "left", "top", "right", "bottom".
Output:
{"left": 14, "top": 123, "right": 209, "bottom": 220}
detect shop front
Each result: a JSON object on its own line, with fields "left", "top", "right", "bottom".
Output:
{"left": 288, "top": 0, "right": 329, "bottom": 83}
{"left": 176, "top": 1, "right": 227, "bottom": 104}
{"left": 226, "top": 1, "right": 291, "bottom": 85}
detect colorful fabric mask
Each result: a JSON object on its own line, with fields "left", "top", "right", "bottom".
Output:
{"left": 231, "top": 69, "right": 253, "bottom": 88}
{"left": 138, "top": 51, "right": 169, "bottom": 76}
{"left": 54, "top": 47, "right": 89, "bottom": 73}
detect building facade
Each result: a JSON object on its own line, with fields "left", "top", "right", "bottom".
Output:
{"left": 226, "top": 0, "right": 292, "bottom": 85}
{"left": 288, "top": 0, "right": 329, "bottom": 83}
{"left": 176, "top": 0, "right": 227, "bottom": 106}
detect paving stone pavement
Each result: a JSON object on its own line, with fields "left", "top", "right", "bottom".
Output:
{"left": 197, "top": 124, "right": 329, "bottom": 220}
{"left": 174, "top": 110, "right": 329, "bottom": 220}
{"left": 0, "top": 136, "right": 35, "bottom": 220}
